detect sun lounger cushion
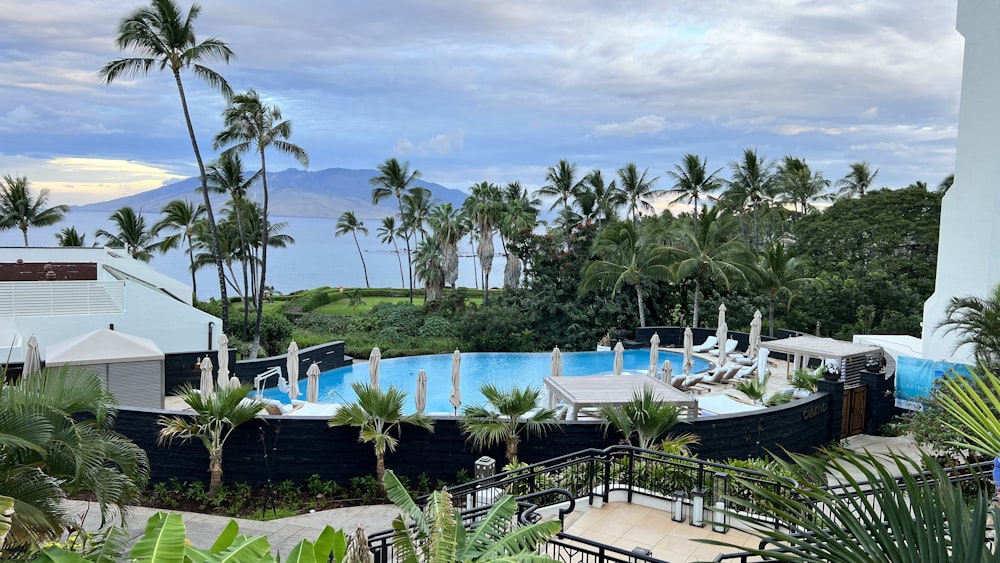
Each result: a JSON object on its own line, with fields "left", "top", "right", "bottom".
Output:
{"left": 692, "top": 336, "right": 719, "bottom": 353}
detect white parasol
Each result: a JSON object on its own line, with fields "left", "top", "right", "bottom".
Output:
{"left": 217, "top": 334, "right": 230, "bottom": 389}
{"left": 415, "top": 369, "right": 428, "bottom": 413}
{"left": 199, "top": 355, "right": 214, "bottom": 395}
{"left": 661, "top": 358, "right": 673, "bottom": 381}
{"left": 757, "top": 347, "right": 770, "bottom": 384}
{"left": 648, "top": 333, "right": 660, "bottom": 377}
{"left": 748, "top": 310, "right": 763, "bottom": 358}
{"left": 716, "top": 303, "right": 728, "bottom": 367}
{"left": 286, "top": 340, "right": 300, "bottom": 401}
{"left": 22, "top": 335, "right": 41, "bottom": 377}
{"left": 613, "top": 341, "right": 625, "bottom": 375}
{"left": 449, "top": 349, "right": 462, "bottom": 414}
{"left": 306, "top": 362, "right": 321, "bottom": 403}
{"left": 369, "top": 347, "right": 381, "bottom": 389}
{"left": 550, "top": 346, "right": 562, "bottom": 378}
{"left": 682, "top": 327, "right": 694, "bottom": 375}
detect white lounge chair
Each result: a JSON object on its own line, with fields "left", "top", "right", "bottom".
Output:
{"left": 728, "top": 353, "right": 755, "bottom": 366}
{"left": 692, "top": 336, "right": 719, "bottom": 353}
{"left": 704, "top": 364, "right": 738, "bottom": 385}
{"left": 729, "top": 364, "right": 757, "bottom": 382}
{"left": 707, "top": 339, "right": 738, "bottom": 356}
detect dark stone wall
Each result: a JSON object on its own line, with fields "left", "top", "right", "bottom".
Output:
{"left": 115, "top": 392, "right": 835, "bottom": 487}
{"left": 861, "top": 370, "right": 896, "bottom": 435}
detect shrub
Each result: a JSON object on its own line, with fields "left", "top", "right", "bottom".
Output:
{"left": 458, "top": 304, "right": 533, "bottom": 352}
{"left": 295, "top": 312, "right": 350, "bottom": 333}
{"left": 285, "top": 289, "right": 333, "bottom": 313}
{"left": 419, "top": 316, "right": 457, "bottom": 338}
{"left": 347, "top": 314, "right": 381, "bottom": 333}
{"left": 369, "top": 302, "right": 424, "bottom": 336}
{"left": 228, "top": 311, "right": 294, "bottom": 356}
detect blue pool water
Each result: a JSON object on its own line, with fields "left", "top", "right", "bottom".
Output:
{"left": 263, "top": 349, "right": 711, "bottom": 414}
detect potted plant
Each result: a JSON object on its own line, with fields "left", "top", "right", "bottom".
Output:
{"left": 865, "top": 353, "right": 884, "bottom": 373}
{"left": 822, "top": 362, "right": 841, "bottom": 382}
{"left": 790, "top": 368, "right": 820, "bottom": 397}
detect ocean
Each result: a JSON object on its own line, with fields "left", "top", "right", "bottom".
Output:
{"left": 0, "top": 210, "right": 505, "bottom": 298}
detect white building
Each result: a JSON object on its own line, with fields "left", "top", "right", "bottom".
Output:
{"left": 0, "top": 246, "right": 222, "bottom": 362}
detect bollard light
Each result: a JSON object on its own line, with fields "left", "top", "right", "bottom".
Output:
{"left": 690, "top": 487, "right": 705, "bottom": 527}
{"left": 712, "top": 472, "right": 730, "bottom": 533}
{"left": 672, "top": 491, "right": 685, "bottom": 522}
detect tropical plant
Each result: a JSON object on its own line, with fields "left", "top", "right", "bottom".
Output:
{"left": 459, "top": 384, "right": 559, "bottom": 464}
{"left": 371, "top": 158, "right": 422, "bottom": 303}
{"left": 724, "top": 148, "right": 778, "bottom": 253}
{"left": 665, "top": 154, "right": 722, "bottom": 224}
{"left": 938, "top": 173, "right": 954, "bottom": 194}
{"left": 777, "top": 155, "right": 830, "bottom": 218}
{"left": 329, "top": 382, "right": 434, "bottom": 496}
{"left": 100, "top": 0, "right": 234, "bottom": 331}
{"left": 937, "top": 367, "right": 1000, "bottom": 458}
{"left": 535, "top": 158, "right": 582, "bottom": 215}
{"left": 0, "top": 175, "right": 70, "bottom": 247}
{"left": 95, "top": 206, "right": 162, "bottom": 261}
{"left": 463, "top": 181, "right": 503, "bottom": 303}
{"left": 757, "top": 241, "right": 818, "bottom": 336}
{"left": 153, "top": 199, "right": 205, "bottom": 299}
{"left": 936, "top": 283, "right": 1000, "bottom": 372}
{"left": 581, "top": 221, "right": 672, "bottom": 327}
{"left": 499, "top": 182, "right": 540, "bottom": 289}
{"left": 835, "top": 160, "right": 879, "bottom": 199}
{"left": 733, "top": 371, "right": 770, "bottom": 405}
{"left": 55, "top": 226, "right": 87, "bottom": 247}
{"left": 789, "top": 368, "right": 820, "bottom": 394}
{"left": 377, "top": 215, "right": 407, "bottom": 289}
{"left": 335, "top": 211, "right": 371, "bottom": 288}
{"left": 383, "top": 470, "right": 560, "bottom": 563}
{"left": 617, "top": 162, "right": 661, "bottom": 224}
{"left": 598, "top": 384, "right": 683, "bottom": 449}
{"left": 400, "top": 185, "right": 434, "bottom": 244}
{"left": 414, "top": 237, "right": 445, "bottom": 301}
{"left": 577, "top": 169, "right": 622, "bottom": 226}
{"left": 429, "top": 203, "right": 468, "bottom": 290}
{"left": 157, "top": 383, "right": 263, "bottom": 497}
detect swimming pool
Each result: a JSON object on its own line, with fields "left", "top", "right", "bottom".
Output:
{"left": 263, "top": 349, "right": 711, "bottom": 414}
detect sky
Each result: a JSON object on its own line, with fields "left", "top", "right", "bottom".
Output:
{"left": 0, "top": 0, "right": 965, "bottom": 206}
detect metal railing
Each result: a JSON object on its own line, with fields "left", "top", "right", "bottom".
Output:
{"left": 0, "top": 280, "right": 125, "bottom": 317}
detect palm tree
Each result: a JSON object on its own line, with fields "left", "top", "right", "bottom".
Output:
{"left": 414, "top": 237, "right": 445, "bottom": 301}
{"left": 329, "top": 382, "right": 433, "bottom": 497}
{"left": 428, "top": 203, "right": 467, "bottom": 290}
{"left": 597, "top": 384, "right": 683, "bottom": 449}
{"left": 0, "top": 366, "right": 149, "bottom": 551}
{"left": 725, "top": 148, "right": 778, "bottom": 253}
{"left": 936, "top": 283, "right": 1000, "bottom": 371}
{"left": 617, "top": 163, "right": 662, "bottom": 224}
{"left": 100, "top": 0, "right": 234, "bottom": 332}
{"left": 581, "top": 221, "right": 672, "bottom": 327}
{"left": 96, "top": 206, "right": 162, "bottom": 261}
{"left": 0, "top": 175, "right": 69, "bottom": 246}
{"left": 666, "top": 206, "right": 754, "bottom": 327}
{"left": 459, "top": 384, "right": 559, "bottom": 464}
{"left": 377, "top": 216, "right": 406, "bottom": 289}
{"left": 777, "top": 155, "right": 831, "bottom": 217}
{"left": 938, "top": 173, "right": 954, "bottom": 194}
{"left": 157, "top": 383, "right": 263, "bottom": 497}
{"left": 665, "top": 154, "right": 722, "bottom": 224}
{"left": 578, "top": 169, "right": 623, "bottom": 226}
{"left": 757, "top": 241, "right": 818, "bottom": 336}
{"left": 836, "top": 160, "right": 879, "bottom": 199}
{"left": 463, "top": 181, "right": 503, "bottom": 303}
{"left": 214, "top": 89, "right": 309, "bottom": 359}
{"left": 535, "top": 158, "right": 582, "bottom": 215}
{"left": 499, "top": 181, "right": 541, "bottom": 289}
{"left": 370, "top": 158, "right": 422, "bottom": 303}
{"left": 400, "top": 186, "right": 434, "bottom": 244}
{"left": 335, "top": 211, "right": 371, "bottom": 288}
{"left": 55, "top": 226, "right": 87, "bottom": 247}
{"left": 383, "top": 470, "right": 560, "bottom": 563}
{"left": 153, "top": 199, "right": 205, "bottom": 299}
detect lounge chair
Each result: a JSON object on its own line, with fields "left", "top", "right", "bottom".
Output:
{"left": 728, "top": 353, "right": 755, "bottom": 366}
{"left": 707, "top": 339, "right": 738, "bottom": 356}
{"left": 671, "top": 375, "right": 688, "bottom": 390}
{"left": 728, "top": 364, "right": 757, "bottom": 382}
{"left": 691, "top": 335, "right": 719, "bottom": 353}
{"left": 704, "top": 364, "right": 739, "bottom": 385}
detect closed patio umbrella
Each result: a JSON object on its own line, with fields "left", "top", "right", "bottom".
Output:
{"left": 286, "top": 340, "right": 300, "bottom": 401}
{"left": 22, "top": 335, "right": 41, "bottom": 377}
{"left": 348, "top": 527, "right": 373, "bottom": 563}
{"left": 648, "top": 333, "right": 660, "bottom": 377}
{"left": 748, "top": 310, "right": 763, "bottom": 357}
{"left": 306, "top": 362, "right": 321, "bottom": 403}
{"left": 716, "top": 303, "right": 729, "bottom": 369}
{"left": 449, "top": 349, "right": 462, "bottom": 415}
{"left": 662, "top": 358, "right": 673, "bottom": 381}
{"left": 199, "top": 355, "right": 214, "bottom": 395}
{"left": 415, "top": 369, "right": 428, "bottom": 413}
{"left": 217, "top": 334, "right": 230, "bottom": 388}
{"left": 757, "top": 347, "right": 770, "bottom": 384}
{"left": 682, "top": 327, "right": 694, "bottom": 375}
{"left": 550, "top": 346, "right": 562, "bottom": 378}
{"left": 369, "top": 347, "right": 381, "bottom": 389}
{"left": 613, "top": 341, "right": 624, "bottom": 375}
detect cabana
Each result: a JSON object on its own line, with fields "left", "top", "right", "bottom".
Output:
{"left": 544, "top": 375, "right": 698, "bottom": 420}
{"left": 764, "top": 335, "right": 883, "bottom": 386}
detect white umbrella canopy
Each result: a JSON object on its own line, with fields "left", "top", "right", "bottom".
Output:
{"left": 613, "top": 341, "right": 625, "bottom": 375}
{"left": 415, "top": 369, "right": 428, "bottom": 413}
{"left": 648, "top": 333, "right": 660, "bottom": 377}
{"left": 286, "top": 340, "right": 300, "bottom": 401}
{"left": 306, "top": 362, "right": 321, "bottom": 403}
{"left": 748, "top": 310, "right": 763, "bottom": 357}
{"left": 199, "top": 355, "right": 214, "bottom": 395}
{"left": 22, "top": 335, "right": 41, "bottom": 377}
{"left": 661, "top": 358, "right": 673, "bottom": 381}
{"left": 348, "top": 527, "right": 373, "bottom": 563}
{"left": 757, "top": 347, "right": 770, "bottom": 384}
{"left": 682, "top": 327, "right": 694, "bottom": 375}
{"left": 449, "top": 349, "right": 462, "bottom": 414}
{"left": 369, "top": 347, "right": 382, "bottom": 389}
{"left": 550, "top": 346, "right": 563, "bottom": 378}
{"left": 228, "top": 376, "right": 240, "bottom": 389}
{"left": 217, "top": 334, "right": 230, "bottom": 389}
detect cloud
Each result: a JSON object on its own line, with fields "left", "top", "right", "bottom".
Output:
{"left": 593, "top": 115, "right": 671, "bottom": 137}
{"left": 394, "top": 131, "right": 464, "bottom": 156}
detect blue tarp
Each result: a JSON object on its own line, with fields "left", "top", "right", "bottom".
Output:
{"left": 895, "top": 355, "right": 972, "bottom": 411}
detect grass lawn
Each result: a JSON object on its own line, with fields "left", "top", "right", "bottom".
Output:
{"left": 315, "top": 294, "right": 484, "bottom": 314}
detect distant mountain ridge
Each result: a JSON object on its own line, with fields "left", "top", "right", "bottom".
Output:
{"left": 75, "top": 167, "right": 469, "bottom": 219}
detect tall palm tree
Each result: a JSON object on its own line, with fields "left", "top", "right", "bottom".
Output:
{"left": 214, "top": 89, "right": 309, "bottom": 359}
{"left": 836, "top": 160, "right": 879, "bottom": 199}
{"left": 725, "top": 148, "right": 778, "bottom": 253}
{"left": 100, "top": 0, "right": 234, "bottom": 332}
{"left": 370, "top": 158, "right": 422, "bottom": 303}
{"left": 777, "top": 155, "right": 831, "bottom": 217}
{"left": 153, "top": 199, "right": 205, "bottom": 300}
{"left": 757, "top": 241, "right": 818, "bottom": 336}
{"left": 428, "top": 203, "right": 467, "bottom": 290}
{"left": 328, "top": 382, "right": 433, "bottom": 497}
{"left": 665, "top": 154, "right": 722, "bottom": 224}
{"left": 459, "top": 384, "right": 559, "bottom": 464}
{"left": 666, "top": 206, "right": 754, "bottom": 327}
{"left": 578, "top": 169, "right": 623, "bottom": 226}
{"left": 334, "top": 211, "right": 371, "bottom": 288}
{"left": 938, "top": 173, "right": 955, "bottom": 194}
{"left": 534, "top": 158, "right": 582, "bottom": 216}
{"left": 499, "top": 181, "right": 541, "bottom": 289}
{"left": 617, "top": 163, "right": 662, "bottom": 224}
{"left": 157, "top": 383, "right": 262, "bottom": 497}
{"left": 0, "top": 175, "right": 69, "bottom": 246}
{"left": 96, "top": 206, "right": 162, "bottom": 261}
{"left": 581, "top": 221, "right": 672, "bottom": 327}
{"left": 400, "top": 186, "right": 434, "bottom": 244}
{"left": 55, "top": 226, "right": 87, "bottom": 247}
{"left": 377, "top": 216, "right": 406, "bottom": 289}
{"left": 936, "top": 283, "right": 1000, "bottom": 372}
{"left": 414, "top": 237, "right": 446, "bottom": 301}
{"left": 463, "top": 181, "right": 503, "bottom": 303}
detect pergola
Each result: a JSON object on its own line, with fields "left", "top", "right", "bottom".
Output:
{"left": 763, "top": 335, "right": 883, "bottom": 386}
{"left": 544, "top": 375, "right": 698, "bottom": 420}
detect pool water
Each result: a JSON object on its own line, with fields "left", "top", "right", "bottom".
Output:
{"left": 263, "top": 349, "right": 710, "bottom": 414}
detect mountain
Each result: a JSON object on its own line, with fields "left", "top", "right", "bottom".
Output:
{"left": 74, "top": 167, "right": 470, "bottom": 219}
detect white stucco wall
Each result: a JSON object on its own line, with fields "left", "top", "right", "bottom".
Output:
{"left": 921, "top": 0, "right": 1000, "bottom": 363}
